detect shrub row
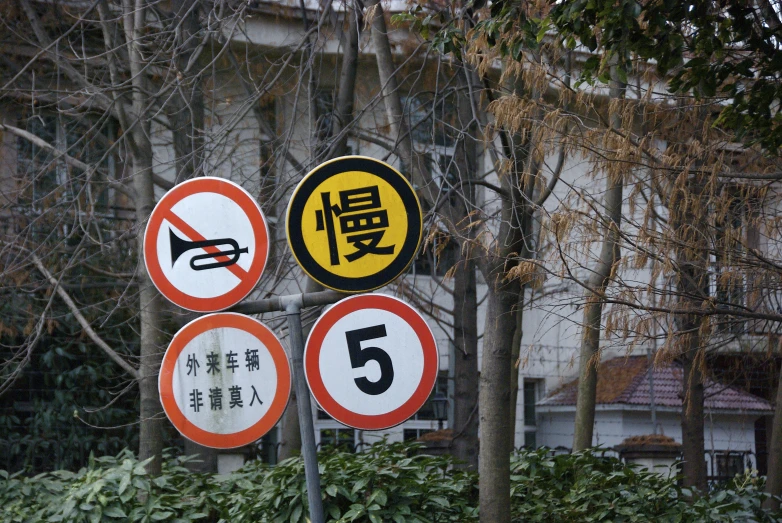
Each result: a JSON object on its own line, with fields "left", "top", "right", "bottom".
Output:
{"left": 1, "top": 443, "right": 780, "bottom": 522}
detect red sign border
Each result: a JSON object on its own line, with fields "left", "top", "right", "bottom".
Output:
{"left": 143, "top": 177, "right": 269, "bottom": 312}
{"left": 159, "top": 313, "right": 291, "bottom": 449}
{"left": 304, "top": 294, "right": 438, "bottom": 430}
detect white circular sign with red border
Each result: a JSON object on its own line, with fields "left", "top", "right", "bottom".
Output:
{"left": 304, "top": 294, "right": 438, "bottom": 430}
{"left": 144, "top": 177, "right": 269, "bottom": 312}
{"left": 159, "top": 313, "right": 291, "bottom": 449}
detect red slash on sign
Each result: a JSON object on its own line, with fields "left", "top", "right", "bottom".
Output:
{"left": 163, "top": 210, "right": 249, "bottom": 281}
{"left": 144, "top": 177, "right": 269, "bottom": 313}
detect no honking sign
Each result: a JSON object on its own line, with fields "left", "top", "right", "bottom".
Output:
{"left": 144, "top": 177, "right": 269, "bottom": 312}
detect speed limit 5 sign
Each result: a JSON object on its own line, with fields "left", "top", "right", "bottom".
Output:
{"left": 304, "top": 294, "right": 438, "bottom": 430}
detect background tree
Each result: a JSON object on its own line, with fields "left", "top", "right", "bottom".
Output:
{"left": 469, "top": 0, "right": 782, "bottom": 495}
{"left": 0, "top": 0, "right": 300, "bottom": 472}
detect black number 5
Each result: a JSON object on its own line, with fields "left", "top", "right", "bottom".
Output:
{"left": 345, "top": 325, "right": 393, "bottom": 395}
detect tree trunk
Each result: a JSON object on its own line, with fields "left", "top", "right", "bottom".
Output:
{"left": 169, "top": 0, "right": 204, "bottom": 183}
{"left": 329, "top": 2, "right": 360, "bottom": 159}
{"left": 504, "top": 60, "right": 539, "bottom": 443}
{"left": 446, "top": 64, "right": 481, "bottom": 470}
{"left": 681, "top": 350, "right": 707, "bottom": 491}
{"left": 451, "top": 257, "right": 479, "bottom": 469}
{"left": 478, "top": 125, "right": 524, "bottom": 521}
{"left": 166, "top": 0, "right": 217, "bottom": 473}
{"left": 672, "top": 177, "right": 709, "bottom": 492}
{"left": 369, "top": 3, "right": 406, "bottom": 160}
{"left": 763, "top": 358, "right": 782, "bottom": 510}
{"left": 134, "top": 114, "right": 165, "bottom": 473}
{"left": 479, "top": 265, "right": 520, "bottom": 523}
{"left": 509, "top": 293, "right": 525, "bottom": 445}
{"left": 124, "top": 0, "right": 166, "bottom": 474}
{"left": 367, "top": 0, "right": 427, "bottom": 185}
{"left": 279, "top": 3, "right": 359, "bottom": 460}
{"left": 572, "top": 65, "right": 626, "bottom": 452}
{"left": 134, "top": 144, "right": 165, "bottom": 473}
{"left": 278, "top": 390, "right": 303, "bottom": 461}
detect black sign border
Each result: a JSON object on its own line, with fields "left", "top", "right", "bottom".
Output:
{"left": 287, "top": 156, "right": 422, "bottom": 292}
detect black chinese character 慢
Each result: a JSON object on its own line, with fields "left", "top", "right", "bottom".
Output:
{"left": 314, "top": 186, "right": 395, "bottom": 265}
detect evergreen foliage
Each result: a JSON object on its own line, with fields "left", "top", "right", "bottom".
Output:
{"left": 2, "top": 443, "right": 781, "bottom": 522}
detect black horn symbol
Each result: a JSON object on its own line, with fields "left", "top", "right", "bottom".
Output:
{"left": 169, "top": 229, "right": 249, "bottom": 271}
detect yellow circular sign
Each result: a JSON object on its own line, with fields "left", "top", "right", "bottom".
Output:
{"left": 287, "top": 156, "right": 422, "bottom": 292}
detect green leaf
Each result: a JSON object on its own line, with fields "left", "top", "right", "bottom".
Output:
{"left": 290, "top": 504, "right": 302, "bottom": 523}
{"left": 370, "top": 489, "right": 387, "bottom": 506}
{"left": 430, "top": 496, "right": 450, "bottom": 508}
{"left": 104, "top": 506, "right": 128, "bottom": 518}
{"left": 351, "top": 478, "right": 369, "bottom": 495}
{"left": 118, "top": 474, "right": 131, "bottom": 496}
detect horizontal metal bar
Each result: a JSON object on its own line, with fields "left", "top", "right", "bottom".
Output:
{"left": 228, "top": 289, "right": 346, "bottom": 315}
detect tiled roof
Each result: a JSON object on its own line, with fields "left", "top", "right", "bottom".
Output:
{"left": 540, "top": 356, "right": 773, "bottom": 413}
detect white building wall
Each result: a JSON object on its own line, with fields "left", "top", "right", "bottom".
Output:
{"left": 141, "top": 7, "right": 772, "bottom": 457}
{"left": 537, "top": 407, "right": 760, "bottom": 466}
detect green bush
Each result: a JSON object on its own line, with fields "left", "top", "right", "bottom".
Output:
{"left": 220, "top": 442, "right": 477, "bottom": 523}
{"left": 0, "top": 443, "right": 476, "bottom": 523}
{"left": 510, "top": 448, "right": 782, "bottom": 522}
{"left": 0, "top": 450, "right": 214, "bottom": 523}
{"left": 1, "top": 444, "right": 781, "bottom": 522}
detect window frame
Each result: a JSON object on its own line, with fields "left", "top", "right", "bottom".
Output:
{"left": 521, "top": 378, "right": 542, "bottom": 448}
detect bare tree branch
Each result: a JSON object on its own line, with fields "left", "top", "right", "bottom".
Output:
{"left": 31, "top": 253, "right": 140, "bottom": 380}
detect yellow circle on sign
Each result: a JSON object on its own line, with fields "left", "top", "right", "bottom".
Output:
{"left": 299, "top": 171, "right": 409, "bottom": 279}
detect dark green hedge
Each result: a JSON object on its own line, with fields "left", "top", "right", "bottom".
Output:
{"left": 1, "top": 443, "right": 780, "bottom": 522}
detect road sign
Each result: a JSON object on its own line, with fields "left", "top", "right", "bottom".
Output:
{"left": 287, "top": 156, "right": 422, "bottom": 293}
{"left": 159, "top": 313, "right": 291, "bottom": 449}
{"left": 144, "top": 177, "right": 269, "bottom": 312}
{"left": 304, "top": 293, "right": 438, "bottom": 430}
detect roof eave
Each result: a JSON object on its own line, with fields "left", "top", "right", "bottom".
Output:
{"left": 537, "top": 404, "right": 772, "bottom": 416}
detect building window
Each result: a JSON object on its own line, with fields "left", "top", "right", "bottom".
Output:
{"left": 319, "top": 428, "right": 355, "bottom": 451}
{"left": 17, "top": 115, "right": 59, "bottom": 209}
{"left": 314, "top": 90, "right": 334, "bottom": 142}
{"left": 429, "top": 147, "right": 458, "bottom": 190}
{"left": 414, "top": 373, "right": 449, "bottom": 420}
{"left": 715, "top": 452, "right": 746, "bottom": 479}
{"left": 413, "top": 230, "right": 458, "bottom": 278}
{"left": 522, "top": 379, "right": 540, "bottom": 448}
{"left": 711, "top": 186, "right": 756, "bottom": 335}
{"left": 258, "top": 428, "right": 279, "bottom": 465}
{"left": 17, "top": 114, "right": 112, "bottom": 213}
{"left": 404, "top": 428, "right": 434, "bottom": 441}
{"left": 403, "top": 94, "right": 456, "bottom": 147}
{"left": 257, "top": 95, "right": 277, "bottom": 210}
{"left": 523, "top": 381, "right": 537, "bottom": 423}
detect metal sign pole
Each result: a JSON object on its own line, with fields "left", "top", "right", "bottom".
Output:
{"left": 282, "top": 295, "right": 325, "bottom": 523}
